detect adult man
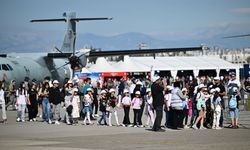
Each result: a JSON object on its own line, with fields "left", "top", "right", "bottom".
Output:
{"left": 228, "top": 72, "right": 241, "bottom": 96}
{"left": 49, "top": 80, "right": 63, "bottom": 125}
{"left": 212, "top": 77, "right": 226, "bottom": 127}
{"left": 151, "top": 76, "right": 167, "bottom": 132}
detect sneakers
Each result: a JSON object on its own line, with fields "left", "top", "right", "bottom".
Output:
{"left": 184, "top": 125, "right": 189, "bottom": 129}
{"left": 55, "top": 121, "right": 60, "bottom": 125}
{"left": 29, "top": 119, "right": 33, "bottom": 122}
{"left": 216, "top": 127, "right": 222, "bottom": 130}
{"left": 212, "top": 126, "right": 216, "bottom": 129}
{"left": 200, "top": 126, "right": 207, "bottom": 130}
{"left": 139, "top": 125, "right": 144, "bottom": 128}
{"left": 33, "top": 118, "right": 37, "bottom": 122}
{"left": 48, "top": 120, "right": 52, "bottom": 124}
{"left": 192, "top": 125, "right": 198, "bottom": 130}
{"left": 16, "top": 118, "right": 21, "bottom": 122}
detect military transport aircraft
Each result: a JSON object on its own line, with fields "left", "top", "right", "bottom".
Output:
{"left": 0, "top": 12, "right": 203, "bottom": 85}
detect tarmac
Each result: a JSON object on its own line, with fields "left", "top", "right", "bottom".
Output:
{"left": 1, "top": 107, "right": 250, "bottom": 150}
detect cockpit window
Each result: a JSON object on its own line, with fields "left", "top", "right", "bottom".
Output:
{"left": 7, "top": 64, "right": 13, "bottom": 70}
{"left": 2, "top": 64, "right": 9, "bottom": 71}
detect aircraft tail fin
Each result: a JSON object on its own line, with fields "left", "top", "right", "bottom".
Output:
{"left": 31, "top": 12, "right": 112, "bottom": 53}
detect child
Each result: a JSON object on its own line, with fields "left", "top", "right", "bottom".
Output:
{"left": 98, "top": 90, "right": 108, "bottom": 126}
{"left": 82, "top": 88, "right": 94, "bottom": 125}
{"left": 212, "top": 88, "right": 222, "bottom": 130}
{"left": 164, "top": 86, "right": 173, "bottom": 128}
{"left": 108, "top": 89, "right": 120, "bottom": 126}
{"left": 229, "top": 87, "right": 241, "bottom": 129}
{"left": 16, "top": 82, "right": 30, "bottom": 122}
{"left": 205, "top": 88, "right": 216, "bottom": 128}
{"left": 145, "top": 88, "right": 155, "bottom": 127}
{"left": 72, "top": 88, "right": 80, "bottom": 125}
{"left": 132, "top": 91, "right": 143, "bottom": 127}
{"left": 0, "top": 81, "right": 7, "bottom": 123}
{"left": 64, "top": 80, "right": 74, "bottom": 125}
{"left": 182, "top": 88, "right": 189, "bottom": 129}
{"left": 121, "top": 89, "right": 131, "bottom": 127}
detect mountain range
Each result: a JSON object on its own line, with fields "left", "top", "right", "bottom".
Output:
{"left": 0, "top": 31, "right": 249, "bottom": 53}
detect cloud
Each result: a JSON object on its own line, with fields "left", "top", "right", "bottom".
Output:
{"left": 230, "top": 7, "right": 250, "bottom": 14}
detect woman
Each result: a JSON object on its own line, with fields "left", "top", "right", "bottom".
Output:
{"left": 27, "top": 84, "right": 38, "bottom": 122}
{"left": 0, "top": 81, "right": 7, "bottom": 123}
{"left": 39, "top": 82, "right": 51, "bottom": 124}
{"left": 171, "top": 81, "right": 187, "bottom": 129}
{"left": 192, "top": 84, "right": 207, "bottom": 130}
{"left": 16, "top": 82, "right": 30, "bottom": 122}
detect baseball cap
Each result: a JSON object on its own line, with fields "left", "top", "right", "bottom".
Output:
{"left": 152, "top": 76, "right": 160, "bottom": 82}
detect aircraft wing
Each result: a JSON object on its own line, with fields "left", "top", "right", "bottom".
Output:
{"left": 87, "top": 46, "right": 203, "bottom": 57}
{"left": 30, "top": 19, "right": 66, "bottom": 22}
{"left": 71, "top": 17, "right": 112, "bottom": 21}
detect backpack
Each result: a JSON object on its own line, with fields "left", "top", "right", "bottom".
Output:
{"left": 228, "top": 82, "right": 238, "bottom": 96}
{"left": 229, "top": 95, "right": 237, "bottom": 109}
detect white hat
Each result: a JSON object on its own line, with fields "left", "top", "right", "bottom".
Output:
{"left": 182, "top": 88, "right": 188, "bottom": 92}
{"left": 136, "top": 81, "right": 143, "bottom": 85}
{"left": 73, "top": 88, "right": 78, "bottom": 92}
{"left": 199, "top": 84, "right": 206, "bottom": 89}
{"left": 210, "top": 89, "right": 216, "bottom": 93}
{"left": 167, "top": 85, "right": 174, "bottom": 90}
{"left": 135, "top": 91, "right": 141, "bottom": 95}
{"left": 215, "top": 87, "right": 221, "bottom": 93}
{"left": 67, "top": 80, "right": 73, "bottom": 84}
{"left": 123, "top": 89, "right": 129, "bottom": 93}
{"left": 53, "top": 80, "right": 59, "bottom": 84}
{"left": 87, "top": 88, "right": 92, "bottom": 92}
{"left": 109, "top": 88, "right": 115, "bottom": 93}
{"left": 214, "top": 77, "right": 220, "bottom": 80}
{"left": 152, "top": 76, "right": 160, "bottom": 82}
{"left": 146, "top": 88, "right": 151, "bottom": 93}
{"left": 233, "top": 87, "right": 238, "bottom": 92}
{"left": 100, "top": 90, "right": 107, "bottom": 94}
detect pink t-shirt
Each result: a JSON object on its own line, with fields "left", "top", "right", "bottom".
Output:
{"left": 132, "top": 97, "right": 141, "bottom": 109}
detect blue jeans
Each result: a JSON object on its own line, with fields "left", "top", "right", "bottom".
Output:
{"left": 42, "top": 97, "right": 51, "bottom": 122}
{"left": 164, "top": 108, "right": 173, "bottom": 128}
{"left": 98, "top": 111, "right": 107, "bottom": 125}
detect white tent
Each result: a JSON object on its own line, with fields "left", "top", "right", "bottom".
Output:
{"left": 87, "top": 56, "right": 240, "bottom": 80}
{"left": 81, "top": 67, "right": 91, "bottom": 73}
{"left": 112, "top": 55, "right": 150, "bottom": 72}
{"left": 88, "top": 57, "right": 116, "bottom": 72}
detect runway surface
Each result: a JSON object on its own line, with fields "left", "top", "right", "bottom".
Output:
{"left": 1, "top": 108, "right": 250, "bottom": 150}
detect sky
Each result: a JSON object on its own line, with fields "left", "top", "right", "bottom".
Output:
{"left": 0, "top": 0, "right": 250, "bottom": 52}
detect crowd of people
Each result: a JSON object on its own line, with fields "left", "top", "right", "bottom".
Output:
{"left": 0, "top": 72, "right": 250, "bottom": 132}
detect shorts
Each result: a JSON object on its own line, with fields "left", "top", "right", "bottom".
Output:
{"left": 230, "top": 108, "right": 239, "bottom": 119}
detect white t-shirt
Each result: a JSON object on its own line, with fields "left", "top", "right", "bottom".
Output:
{"left": 84, "top": 94, "right": 92, "bottom": 106}
{"left": 122, "top": 96, "right": 131, "bottom": 106}
{"left": 228, "top": 79, "right": 241, "bottom": 87}
{"left": 0, "top": 89, "right": 5, "bottom": 104}
{"left": 16, "top": 89, "right": 28, "bottom": 105}
{"left": 164, "top": 93, "right": 172, "bottom": 108}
